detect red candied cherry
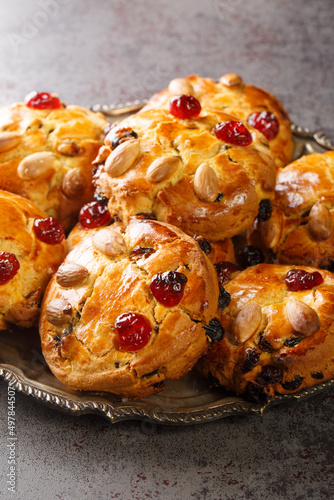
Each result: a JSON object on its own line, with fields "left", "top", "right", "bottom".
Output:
{"left": 33, "top": 217, "right": 65, "bottom": 245}
{"left": 285, "top": 269, "right": 324, "bottom": 291}
{"left": 214, "top": 261, "right": 239, "bottom": 286}
{"left": 150, "top": 271, "right": 188, "bottom": 307}
{"left": 169, "top": 94, "right": 201, "bottom": 119}
{"left": 115, "top": 312, "right": 152, "bottom": 351}
{"left": 0, "top": 252, "right": 20, "bottom": 285}
{"left": 78, "top": 201, "right": 111, "bottom": 230}
{"left": 214, "top": 121, "right": 253, "bottom": 146}
{"left": 25, "top": 91, "right": 62, "bottom": 110}
{"left": 247, "top": 111, "right": 279, "bottom": 141}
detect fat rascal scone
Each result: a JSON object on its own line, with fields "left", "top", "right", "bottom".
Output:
{"left": 252, "top": 152, "right": 334, "bottom": 268}
{"left": 197, "top": 264, "right": 334, "bottom": 403}
{"left": 0, "top": 92, "right": 108, "bottom": 230}
{"left": 39, "top": 219, "right": 222, "bottom": 399}
{"left": 94, "top": 104, "right": 277, "bottom": 242}
{"left": 0, "top": 190, "right": 66, "bottom": 329}
{"left": 143, "top": 73, "right": 294, "bottom": 168}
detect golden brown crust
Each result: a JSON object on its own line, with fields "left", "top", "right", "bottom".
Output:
{"left": 253, "top": 152, "right": 334, "bottom": 267}
{"left": 0, "top": 103, "right": 107, "bottom": 231}
{"left": 197, "top": 263, "right": 334, "bottom": 402}
{"left": 0, "top": 190, "right": 66, "bottom": 329}
{"left": 39, "top": 219, "right": 220, "bottom": 399}
{"left": 143, "top": 73, "right": 293, "bottom": 168}
{"left": 95, "top": 107, "right": 277, "bottom": 241}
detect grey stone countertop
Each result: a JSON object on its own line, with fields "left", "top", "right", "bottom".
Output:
{"left": 0, "top": 1, "right": 333, "bottom": 499}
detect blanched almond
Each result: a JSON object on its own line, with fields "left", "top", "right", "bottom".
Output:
{"left": 105, "top": 139, "right": 140, "bottom": 177}
{"left": 219, "top": 73, "right": 244, "bottom": 87}
{"left": 57, "top": 141, "right": 80, "bottom": 157}
{"left": 0, "top": 131, "right": 21, "bottom": 153}
{"left": 308, "top": 202, "right": 333, "bottom": 241}
{"left": 232, "top": 303, "right": 262, "bottom": 343}
{"left": 261, "top": 210, "right": 283, "bottom": 249}
{"left": 286, "top": 299, "right": 320, "bottom": 337}
{"left": 147, "top": 156, "right": 180, "bottom": 182}
{"left": 45, "top": 299, "right": 72, "bottom": 326}
{"left": 168, "top": 78, "right": 194, "bottom": 96}
{"left": 62, "top": 168, "right": 86, "bottom": 198}
{"left": 17, "top": 152, "right": 56, "bottom": 180}
{"left": 193, "top": 163, "right": 220, "bottom": 203}
{"left": 56, "top": 263, "right": 89, "bottom": 287}
{"left": 92, "top": 228, "right": 126, "bottom": 256}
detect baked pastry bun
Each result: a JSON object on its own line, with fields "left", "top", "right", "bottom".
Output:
{"left": 251, "top": 152, "right": 334, "bottom": 268}
{"left": 0, "top": 95, "right": 108, "bottom": 230}
{"left": 197, "top": 263, "right": 334, "bottom": 403}
{"left": 39, "top": 218, "right": 221, "bottom": 399}
{"left": 143, "top": 73, "right": 293, "bottom": 168}
{"left": 94, "top": 106, "right": 277, "bottom": 241}
{"left": 0, "top": 190, "right": 66, "bottom": 329}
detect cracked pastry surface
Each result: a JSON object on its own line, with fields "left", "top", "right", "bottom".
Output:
{"left": 39, "top": 219, "right": 220, "bottom": 399}
{"left": 251, "top": 152, "right": 334, "bottom": 268}
{"left": 197, "top": 263, "right": 334, "bottom": 402}
{"left": 94, "top": 106, "right": 277, "bottom": 241}
{"left": 0, "top": 102, "right": 108, "bottom": 230}
{"left": 0, "top": 190, "right": 66, "bottom": 329}
{"left": 143, "top": 73, "right": 293, "bottom": 168}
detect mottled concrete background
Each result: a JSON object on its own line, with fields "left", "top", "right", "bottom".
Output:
{"left": 0, "top": 1, "right": 333, "bottom": 499}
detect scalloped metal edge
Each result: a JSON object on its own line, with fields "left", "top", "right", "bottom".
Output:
{"left": 1, "top": 364, "right": 334, "bottom": 425}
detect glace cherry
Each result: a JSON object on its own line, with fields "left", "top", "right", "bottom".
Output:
{"left": 214, "top": 121, "right": 253, "bottom": 146}
{"left": 33, "top": 217, "right": 65, "bottom": 245}
{"left": 169, "top": 95, "right": 201, "bottom": 119}
{"left": 285, "top": 269, "right": 324, "bottom": 291}
{"left": 247, "top": 111, "right": 279, "bottom": 141}
{"left": 78, "top": 201, "right": 111, "bottom": 229}
{"left": 115, "top": 312, "right": 152, "bottom": 351}
{"left": 150, "top": 271, "right": 188, "bottom": 307}
{"left": 25, "top": 92, "right": 62, "bottom": 110}
{"left": 0, "top": 252, "right": 20, "bottom": 285}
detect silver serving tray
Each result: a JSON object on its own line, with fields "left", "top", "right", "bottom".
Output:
{"left": 1, "top": 103, "right": 334, "bottom": 425}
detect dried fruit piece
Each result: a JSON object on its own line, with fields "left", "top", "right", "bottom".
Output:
{"left": 106, "top": 128, "right": 138, "bottom": 149}
{"left": 218, "top": 286, "right": 231, "bottom": 310}
{"left": 232, "top": 303, "right": 262, "bottom": 343}
{"left": 240, "top": 349, "right": 260, "bottom": 374}
{"left": 56, "top": 263, "right": 90, "bottom": 287}
{"left": 281, "top": 375, "right": 303, "bottom": 391}
{"left": 0, "top": 252, "right": 20, "bottom": 285}
{"left": 236, "top": 246, "right": 264, "bottom": 269}
{"left": 25, "top": 91, "right": 62, "bottom": 109}
{"left": 285, "top": 269, "right": 323, "bottom": 291}
{"left": 214, "top": 261, "right": 238, "bottom": 285}
{"left": 104, "top": 139, "right": 140, "bottom": 177}
{"left": 215, "top": 121, "right": 252, "bottom": 146}
{"left": 33, "top": 217, "right": 65, "bottom": 245}
{"left": 150, "top": 271, "right": 188, "bottom": 307}
{"left": 147, "top": 156, "right": 180, "bottom": 182}
{"left": 286, "top": 299, "right": 321, "bottom": 337}
{"left": 45, "top": 299, "right": 72, "bottom": 326}
{"left": 169, "top": 94, "right": 201, "bottom": 119}
{"left": 308, "top": 202, "right": 333, "bottom": 241}
{"left": 168, "top": 78, "right": 194, "bottom": 96}
{"left": 248, "top": 111, "right": 279, "bottom": 141}
{"left": 17, "top": 152, "right": 56, "bottom": 180}
{"left": 193, "top": 163, "right": 220, "bottom": 203}
{"left": 115, "top": 312, "right": 152, "bottom": 351}
{"left": 79, "top": 201, "right": 111, "bottom": 229}
{"left": 0, "top": 132, "right": 21, "bottom": 153}
{"left": 92, "top": 228, "right": 126, "bottom": 257}
{"left": 193, "top": 235, "right": 212, "bottom": 255}
{"left": 257, "top": 365, "right": 283, "bottom": 385}
{"left": 257, "top": 199, "right": 272, "bottom": 222}
{"left": 203, "top": 318, "right": 225, "bottom": 342}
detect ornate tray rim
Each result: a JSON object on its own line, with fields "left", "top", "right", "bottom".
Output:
{"left": 1, "top": 102, "right": 333, "bottom": 425}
